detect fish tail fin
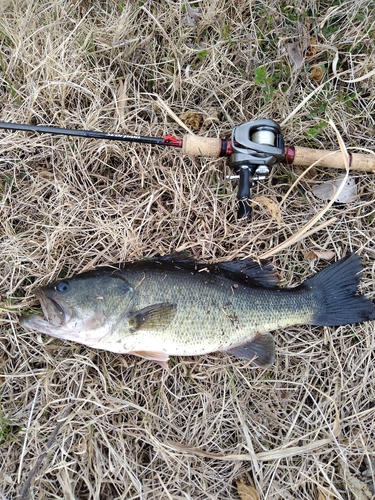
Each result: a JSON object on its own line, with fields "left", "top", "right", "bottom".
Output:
{"left": 305, "top": 253, "right": 375, "bottom": 326}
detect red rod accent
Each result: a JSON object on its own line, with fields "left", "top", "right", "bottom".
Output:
{"left": 223, "top": 140, "right": 233, "bottom": 156}
{"left": 284, "top": 145, "right": 295, "bottom": 164}
{"left": 161, "top": 135, "right": 183, "bottom": 148}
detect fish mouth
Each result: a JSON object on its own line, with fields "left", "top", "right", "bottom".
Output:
{"left": 36, "top": 290, "right": 71, "bottom": 326}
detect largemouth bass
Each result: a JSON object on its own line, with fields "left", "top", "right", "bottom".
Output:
{"left": 20, "top": 253, "right": 375, "bottom": 368}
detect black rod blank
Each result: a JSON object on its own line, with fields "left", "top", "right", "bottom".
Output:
{"left": 0, "top": 121, "right": 164, "bottom": 146}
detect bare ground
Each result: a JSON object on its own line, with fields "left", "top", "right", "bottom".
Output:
{"left": 0, "top": 1, "right": 374, "bottom": 499}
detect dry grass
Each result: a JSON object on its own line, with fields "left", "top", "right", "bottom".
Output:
{"left": 1, "top": 1, "right": 375, "bottom": 498}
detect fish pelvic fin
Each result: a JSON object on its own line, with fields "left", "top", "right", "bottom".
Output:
{"left": 305, "top": 253, "right": 375, "bottom": 326}
{"left": 129, "top": 303, "right": 177, "bottom": 331}
{"left": 130, "top": 350, "right": 170, "bottom": 370}
{"left": 226, "top": 332, "right": 275, "bottom": 368}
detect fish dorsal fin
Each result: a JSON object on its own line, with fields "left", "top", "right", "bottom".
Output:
{"left": 129, "top": 303, "right": 177, "bottom": 331}
{"left": 122, "top": 254, "right": 279, "bottom": 288}
{"left": 226, "top": 332, "right": 275, "bottom": 367}
{"left": 209, "top": 260, "right": 279, "bottom": 288}
{"left": 130, "top": 350, "right": 170, "bottom": 370}
{"left": 156, "top": 255, "right": 279, "bottom": 288}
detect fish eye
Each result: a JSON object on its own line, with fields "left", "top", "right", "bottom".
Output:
{"left": 56, "top": 281, "right": 70, "bottom": 293}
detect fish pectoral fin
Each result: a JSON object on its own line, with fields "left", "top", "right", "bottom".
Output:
{"left": 129, "top": 303, "right": 177, "bottom": 331}
{"left": 226, "top": 332, "right": 275, "bottom": 368}
{"left": 130, "top": 350, "right": 170, "bottom": 370}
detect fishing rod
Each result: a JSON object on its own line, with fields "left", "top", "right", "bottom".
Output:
{"left": 1, "top": 119, "right": 374, "bottom": 219}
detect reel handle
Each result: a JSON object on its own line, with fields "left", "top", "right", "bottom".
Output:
{"left": 235, "top": 165, "right": 256, "bottom": 219}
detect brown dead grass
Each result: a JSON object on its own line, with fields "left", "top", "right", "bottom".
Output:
{"left": 1, "top": 1, "right": 375, "bottom": 499}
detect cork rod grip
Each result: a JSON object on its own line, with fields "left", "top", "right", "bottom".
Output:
{"left": 182, "top": 134, "right": 222, "bottom": 157}
{"left": 290, "top": 146, "right": 375, "bottom": 173}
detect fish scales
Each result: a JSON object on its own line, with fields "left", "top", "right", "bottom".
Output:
{"left": 20, "top": 253, "right": 375, "bottom": 368}
{"left": 107, "top": 266, "right": 315, "bottom": 354}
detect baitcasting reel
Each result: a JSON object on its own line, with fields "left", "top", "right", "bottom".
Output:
{"left": 227, "top": 119, "right": 285, "bottom": 219}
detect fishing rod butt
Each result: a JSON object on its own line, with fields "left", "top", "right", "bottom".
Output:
{"left": 286, "top": 146, "right": 375, "bottom": 173}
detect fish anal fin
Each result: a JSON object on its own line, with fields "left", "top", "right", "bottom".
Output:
{"left": 130, "top": 350, "right": 170, "bottom": 370}
{"left": 226, "top": 332, "right": 275, "bottom": 368}
{"left": 129, "top": 303, "right": 177, "bottom": 331}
